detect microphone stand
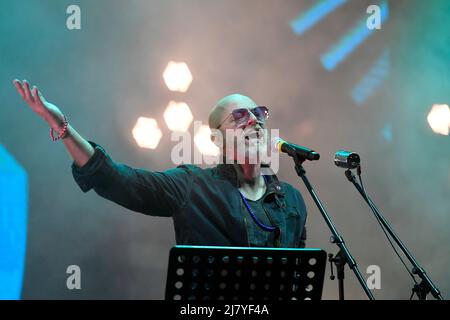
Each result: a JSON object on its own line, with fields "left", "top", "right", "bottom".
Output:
{"left": 292, "top": 155, "right": 375, "bottom": 300}
{"left": 344, "top": 169, "right": 444, "bottom": 300}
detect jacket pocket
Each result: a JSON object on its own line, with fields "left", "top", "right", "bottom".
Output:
{"left": 284, "top": 205, "right": 302, "bottom": 247}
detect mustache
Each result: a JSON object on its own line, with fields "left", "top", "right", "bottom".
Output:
{"left": 221, "top": 126, "right": 266, "bottom": 139}
{"left": 243, "top": 124, "right": 264, "bottom": 135}
{"left": 243, "top": 129, "right": 265, "bottom": 141}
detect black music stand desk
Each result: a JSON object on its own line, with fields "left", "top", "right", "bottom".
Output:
{"left": 165, "top": 245, "right": 327, "bottom": 301}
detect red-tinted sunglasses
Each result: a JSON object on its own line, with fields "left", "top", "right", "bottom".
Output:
{"left": 217, "top": 106, "right": 269, "bottom": 129}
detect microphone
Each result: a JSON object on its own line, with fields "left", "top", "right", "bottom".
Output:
{"left": 273, "top": 137, "right": 320, "bottom": 161}
{"left": 334, "top": 150, "right": 360, "bottom": 169}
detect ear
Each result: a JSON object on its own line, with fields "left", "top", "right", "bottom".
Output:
{"left": 210, "top": 133, "right": 220, "bottom": 147}
{"left": 210, "top": 128, "right": 224, "bottom": 148}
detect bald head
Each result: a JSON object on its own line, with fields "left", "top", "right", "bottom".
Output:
{"left": 208, "top": 94, "right": 258, "bottom": 129}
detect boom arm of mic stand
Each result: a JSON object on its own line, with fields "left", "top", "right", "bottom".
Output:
{"left": 344, "top": 169, "right": 444, "bottom": 300}
{"left": 292, "top": 155, "right": 375, "bottom": 300}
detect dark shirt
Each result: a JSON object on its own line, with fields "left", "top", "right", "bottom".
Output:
{"left": 245, "top": 197, "right": 276, "bottom": 247}
{"left": 71, "top": 142, "right": 307, "bottom": 248}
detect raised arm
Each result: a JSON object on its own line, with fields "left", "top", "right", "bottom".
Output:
{"left": 12, "top": 79, "right": 192, "bottom": 217}
{"left": 13, "top": 79, "right": 94, "bottom": 167}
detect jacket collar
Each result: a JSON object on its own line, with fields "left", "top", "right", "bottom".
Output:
{"left": 216, "top": 164, "right": 285, "bottom": 198}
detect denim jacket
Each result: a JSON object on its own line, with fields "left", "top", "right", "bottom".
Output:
{"left": 72, "top": 142, "right": 307, "bottom": 248}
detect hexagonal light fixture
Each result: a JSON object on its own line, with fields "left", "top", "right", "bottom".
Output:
{"left": 132, "top": 117, "right": 162, "bottom": 149}
{"left": 163, "top": 101, "right": 193, "bottom": 132}
{"left": 163, "top": 61, "right": 193, "bottom": 92}
{"left": 194, "top": 125, "right": 220, "bottom": 157}
{"left": 427, "top": 104, "right": 450, "bottom": 136}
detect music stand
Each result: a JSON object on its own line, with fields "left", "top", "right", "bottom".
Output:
{"left": 165, "top": 245, "right": 327, "bottom": 301}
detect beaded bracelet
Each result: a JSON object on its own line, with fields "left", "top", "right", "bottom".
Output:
{"left": 50, "top": 115, "right": 69, "bottom": 141}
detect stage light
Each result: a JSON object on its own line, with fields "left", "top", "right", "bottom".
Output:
{"left": 0, "top": 145, "right": 27, "bottom": 299}
{"left": 132, "top": 117, "right": 162, "bottom": 149}
{"left": 194, "top": 125, "right": 220, "bottom": 156}
{"left": 381, "top": 123, "right": 393, "bottom": 143}
{"left": 321, "top": 0, "right": 389, "bottom": 71}
{"left": 351, "top": 49, "right": 389, "bottom": 105}
{"left": 290, "top": 0, "right": 348, "bottom": 36}
{"left": 164, "top": 101, "right": 193, "bottom": 132}
{"left": 427, "top": 104, "right": 450, "bottom": 136}
{"left": 163, "top": 61, "right": 193, "bottom": 92}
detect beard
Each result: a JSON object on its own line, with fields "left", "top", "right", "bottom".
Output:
{"left": 233, "top": 129, "right": 269, "bottom": 165}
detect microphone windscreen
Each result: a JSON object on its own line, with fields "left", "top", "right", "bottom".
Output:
{"left": 271, "top": 137, "right": 284, "bottom": 153}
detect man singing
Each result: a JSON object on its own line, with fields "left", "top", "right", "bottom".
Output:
{"left": 13, "top": 79, "right": 307, "bottom": 247}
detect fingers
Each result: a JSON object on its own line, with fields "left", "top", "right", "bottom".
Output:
{"left": 13, "top": 79, "right": 26, "bottom": 99}
{"left": 32, "top": 86, "right": 45, "bottom": 105}
{"left": 13, "top": 79, "right": 40, "bottom": 105}
{"left": 23, "top": 80, "right": 34, "bottom": 103}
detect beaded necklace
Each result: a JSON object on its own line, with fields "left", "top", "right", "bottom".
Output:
{"left": 238, "top": 175, "right": 278, "bottom": 233}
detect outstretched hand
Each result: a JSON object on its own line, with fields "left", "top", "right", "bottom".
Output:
{"left": 13, "top": 79, "right": 65, "bottom": 129}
